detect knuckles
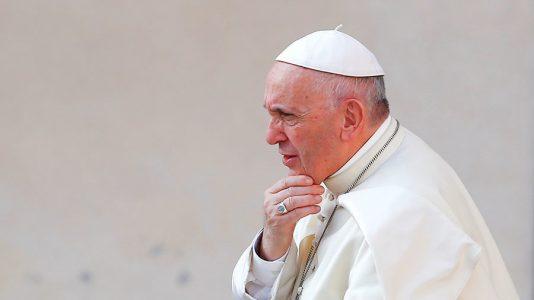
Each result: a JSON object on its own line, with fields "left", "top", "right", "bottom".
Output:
{"left": 262, "top": 179, "right": 323, "bottom": 225}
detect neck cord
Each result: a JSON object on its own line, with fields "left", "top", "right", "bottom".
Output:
{"left": 295, "top": 119, "right": 400, "bottom": 300}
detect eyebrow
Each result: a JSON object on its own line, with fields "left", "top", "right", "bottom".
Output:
{"left": 262, "top": 103, "right": 294, "bottom": 115}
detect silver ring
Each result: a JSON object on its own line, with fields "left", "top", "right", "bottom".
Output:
{"left": 276, "top": 201, "right": 288, "bottom": 215}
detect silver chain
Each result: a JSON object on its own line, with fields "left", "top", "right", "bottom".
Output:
{"left": 295, "top": 119, "right": 400, "bottom": 300}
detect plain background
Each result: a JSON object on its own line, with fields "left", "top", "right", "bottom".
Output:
{"left": 0, "top": 1, "right": 532, "bottom": 299}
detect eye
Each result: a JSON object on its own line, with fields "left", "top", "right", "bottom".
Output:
{"left": 280, "top": 112, "right": 296, "bottom": 121}
{"left": 281, "top": 114, "right": 299, "bottom": 126}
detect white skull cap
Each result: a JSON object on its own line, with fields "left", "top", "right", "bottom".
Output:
{"left": 275, "top": 24, "right": 385, "bottom": 77}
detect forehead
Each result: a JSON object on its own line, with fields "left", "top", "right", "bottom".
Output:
{"left": 263, "top": 62, "right": 324, "bottom": 112}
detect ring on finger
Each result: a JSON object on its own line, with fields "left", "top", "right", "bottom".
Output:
{"left": 276, "top": 199, "right": 289, "bottom": 215}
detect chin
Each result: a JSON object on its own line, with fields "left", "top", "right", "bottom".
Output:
{"left": 287, "top": 169, "right": 303, "bottom": 176}
{"left": 287, "top": 166, "right": 317, "bottom": 181}
{"left": 287, "top": 165, "right": 308, "bottom": 176}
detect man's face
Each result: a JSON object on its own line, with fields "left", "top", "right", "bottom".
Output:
{"left": 263, "top": 63, "right": 342, "bottom": 183}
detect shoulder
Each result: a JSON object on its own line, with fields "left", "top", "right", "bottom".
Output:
{"left": 339, "top": 186, "right": 482, "bottom": 299}
{"left": 381, "top": 126, "right": 462, "bottom": 188}
{"left": 339, "top": 185, "right": 464, "bottom": 239}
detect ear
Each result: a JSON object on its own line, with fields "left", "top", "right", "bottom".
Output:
{"left": 340, "top": 98, "right": 365, "bottom": 141}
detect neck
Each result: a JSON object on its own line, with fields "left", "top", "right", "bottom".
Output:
{"left": 344, "top": 121, "right": 383, "bottom": 167}
{"left": 323, "top": 115, "right": 402, "bottom": 195}
{"left": 326, "top": 115, "right": 388, "bottom": 181}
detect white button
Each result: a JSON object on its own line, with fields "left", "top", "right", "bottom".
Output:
{"left": 311, "top": 265, "right": 316, "bottom": 272}
{"left": 328, "top": 193, "right": 335, "bottom": 201}
{"left": 317, "top": 215, "right": 326, "bottom": 222}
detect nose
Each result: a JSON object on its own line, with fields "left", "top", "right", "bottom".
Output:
{"left": 265, "top": 118, "right": 287, "bottom": 145}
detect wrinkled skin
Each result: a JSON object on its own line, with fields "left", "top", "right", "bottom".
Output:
{"left": 259, "top": 62, "right": 384, "bottom": 260}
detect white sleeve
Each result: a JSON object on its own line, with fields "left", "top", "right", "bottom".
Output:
{"left": 245, "top": 229, "right": 288, "bottom": 300}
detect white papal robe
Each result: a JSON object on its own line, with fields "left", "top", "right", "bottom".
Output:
{"left": 232, "top": 115, "right": 519, "bottom": 300}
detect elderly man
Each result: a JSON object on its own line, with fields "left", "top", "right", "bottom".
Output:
{"left": 232, "top": 26, "right": 518, "bottom": 300}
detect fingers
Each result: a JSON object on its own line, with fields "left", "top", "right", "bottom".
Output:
{"left": 284, "top": 205, "right": 321, "bottom": 222}
{"left": 263, "top": 176, "right": 324, "bottom": 231}
{"left": 281, "top": 194, "right": 322, "bottom": 211}
{"left": 271, "top": 185, "right": 325, "bottom": 204}
{"left": 267, "top": 175, "right": 313, "bottom": 194}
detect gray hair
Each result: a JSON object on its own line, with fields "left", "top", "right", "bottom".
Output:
{"left": 312, "top": 73, "right": 389, "bottom": 124}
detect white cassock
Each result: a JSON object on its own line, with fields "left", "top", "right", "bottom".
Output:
{"left": 232, "top": 115, "right": 519, "bottom": 300}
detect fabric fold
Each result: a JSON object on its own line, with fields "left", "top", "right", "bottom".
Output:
{"left": 340, "top": 186, "right": 482, "bottom": 299}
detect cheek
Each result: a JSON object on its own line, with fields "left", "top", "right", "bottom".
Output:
{"left": 288, "top": 120, "right": 336, "bottom": 157}
{"left": 285, "top": 126, "right": 304, "bottom": 146}
{"left": 294, "top": 129, "right": 323, "bottom": 156}
{"left": 309, "top": 124, "right": 337, "bottom": 154}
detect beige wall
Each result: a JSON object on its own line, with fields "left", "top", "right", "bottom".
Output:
{"left": 0, "top": 1, "right": 532, "bottom": 299}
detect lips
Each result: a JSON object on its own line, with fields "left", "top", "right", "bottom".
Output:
{"left": 282, "top": 154, "right": 298, "bottom": 166}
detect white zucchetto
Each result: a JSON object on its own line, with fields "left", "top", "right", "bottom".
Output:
{"left": 275, "top": 24, "right": 385, "bottom": 77}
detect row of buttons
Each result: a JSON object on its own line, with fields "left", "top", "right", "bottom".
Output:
{"left": 317, "top": 192, "right": 336, "bottom": 223}
{"left": 327, "top": 193, "right": 335, "bottom": 201}
{"left": 308, "top": 193, "right": 335, "bottom": 276}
